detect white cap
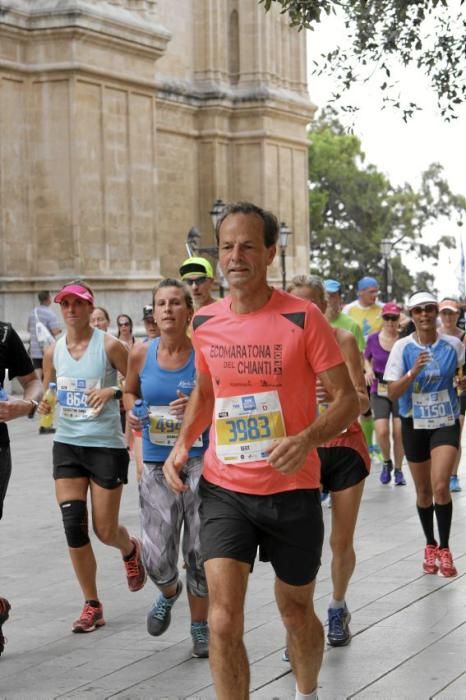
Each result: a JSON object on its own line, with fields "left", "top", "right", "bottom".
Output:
{"left": 407, "top": 291, "right": 438, "bottom": 310}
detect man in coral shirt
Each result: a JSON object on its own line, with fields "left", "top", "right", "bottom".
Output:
{"left": 164, "top": 202, "right": 359, "bottom": 700}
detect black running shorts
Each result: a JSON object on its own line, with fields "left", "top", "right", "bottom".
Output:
{"left": 370, "top": 393, "right": 400, "bottom": 420}
{"left": 198, "top": 476, "right": 323, "bottom": 587}
{"left": 53, "top": 441, "right": 129, "bottom": 489}
{"left": 318, "top": 446, "right": 369, "bottom": 493}
{"left": 400, "top": 417, "right": 460, "bottom": 463}
{"left": 460, "top": 392, "right": 466, "bottom": 416}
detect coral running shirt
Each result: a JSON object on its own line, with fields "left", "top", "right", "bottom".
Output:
{"left": 191, "top": 288, "right": 344, "bottom": 495}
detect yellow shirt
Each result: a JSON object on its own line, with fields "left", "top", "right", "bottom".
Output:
{"left": 343, "top": 301, "right": 383, "bottom": 339}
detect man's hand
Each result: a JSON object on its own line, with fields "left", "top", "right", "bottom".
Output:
{"left": 0, "top": 398, "right": 32, "bottom": 422}
{"left": 163, "top": 446, "right": 190, "bottom": 494}
{"left": 267, "top": 434, "right": 310, "bottom": 475}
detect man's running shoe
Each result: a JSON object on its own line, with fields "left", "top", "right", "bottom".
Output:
{"left": 123, "top": 537, "right": 146, "bottom": 592}
{"left": 147, "top": 580, "right": 183, "bottom": 637}
{"left": 450, "top": 475, "right": 462, "bottom": 492}
{"left": 0, "top": 598, "right": 10, "bottom": 656}
{"left": 422, "top": 544, "right": 438, "bottom": 574}
{"left": 438, "top": 548, "right": 457, "bottom": 577}
{"left": 380, "top": 460, "right": 393, "bottom": 485}
{"left": 282, "top": 647, "right": 289, "bottom": 662}
{"left": 72, "top": 602, "right": 105, "bottom": 633}
{"left": 394, "top": 469, "right": 406, "bottom": 486}
{"left": 327, "top": 605, "right": 352, "bottom": 647}
{"left": 191, "top": 620, "right": 209, "bottom": 658}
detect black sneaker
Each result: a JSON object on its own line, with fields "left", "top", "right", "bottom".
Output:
{"left": 327, "top": 605, "right": 351, "bottom": 646}
{"left": 147, "top": 580, "right": 183, "bottom": 637}
{"left": 0, "top": 598, "right": 11, "bottom": 657}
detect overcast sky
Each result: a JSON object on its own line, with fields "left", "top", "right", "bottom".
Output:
{"left": 306, "top": 13, "right": 465, "bottom": 298}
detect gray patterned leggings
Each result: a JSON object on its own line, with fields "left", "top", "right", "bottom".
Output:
{"left": 139, "top": 457, "right": 207, "bottom": 598}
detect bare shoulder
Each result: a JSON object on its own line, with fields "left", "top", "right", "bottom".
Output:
{"left": 335, "top": 327, "right": 358, "bottom": 361}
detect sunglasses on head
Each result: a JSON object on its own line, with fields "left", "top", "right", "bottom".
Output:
{"left": 382, "top": 314, "right": 399, "bottom": 321}
{"left": 185, "top": 276, "right": 208, "bottom": 286}
{"left": 411, "top": 304, "right": 437, "bottom": 314}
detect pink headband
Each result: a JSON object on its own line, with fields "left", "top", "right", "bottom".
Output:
{"left": 54, "top": 284, "right": 94, "bottom": 305}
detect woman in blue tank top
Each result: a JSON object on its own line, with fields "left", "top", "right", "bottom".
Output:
{"left": 124, "top": 278, "right": 209, "bottom": 659}
{"left": 38, "top": 281, "right": 146, "bottom": 634}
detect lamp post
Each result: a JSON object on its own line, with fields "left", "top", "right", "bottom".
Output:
{"left": 209, "top": 199, "right": 226, "bottom": 240}
{"left": 279, "top": 221, "right": 292, "bottom": 290}
{"left": 186, "top": 199, "right": 227, "bottom": 296}
{"left": 380, "top": 238, "right": 391, "bottom": 302}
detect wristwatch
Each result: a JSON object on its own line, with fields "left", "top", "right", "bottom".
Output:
{"left": 113, "top": 387, "right": 123, "bottom": 400}
{"left": 28, "top": 399, "right": 39, "bottom": 419}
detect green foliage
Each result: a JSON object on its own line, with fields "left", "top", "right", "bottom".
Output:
{"left": 308, "top": 111, "right": 466, "bottom": 299}
{"left": 259, "top": 0, "right": 466, "bottom": 120}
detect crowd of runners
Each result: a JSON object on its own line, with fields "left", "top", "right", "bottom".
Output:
{"left": 1, "top": 201, "right": 465, "bottom": 700}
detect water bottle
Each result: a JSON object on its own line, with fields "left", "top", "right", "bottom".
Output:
{"left": 39, "top": 382, "right": 57, "bottom": 433}
{"left": 0, "top": 386, "right": 8, "bottom": 402}
{"left": 132, "top": 399, "right": 150, "bottom": 437}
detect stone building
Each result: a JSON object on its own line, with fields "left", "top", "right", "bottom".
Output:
{"left": 0, "top": 0, "right": 314, "bottom": 326}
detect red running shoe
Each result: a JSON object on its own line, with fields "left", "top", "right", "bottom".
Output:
{"left": 124, "top": 537, "right": 147, "bottom": 592}
{"left": 72, "top": 602, "right": 106, "bottom": 633}
{"left": 0, "top": 598, "right": 10, "bottom": 656}
{"left": 438, "top": 548, "right": 457, "bottom": 578}
{"left": 423, "top": 545, "right": 438, "bottom": 574}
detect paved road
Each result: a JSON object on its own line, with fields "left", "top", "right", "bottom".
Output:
{"left": 0, "top": 417, "right": 465, "bottom": 699}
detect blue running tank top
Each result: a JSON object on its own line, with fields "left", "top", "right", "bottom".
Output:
{"left": 139, "top": 337, "right": 208, "bottom": 462}
{"left": 53, "top": 328, "right": 125, "bottom": 448}
{"left": 384, "top": 333, "right": 465, "bottom": 419}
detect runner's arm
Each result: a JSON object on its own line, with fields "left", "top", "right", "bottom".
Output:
{"left": 163, "top": 371, "right": 214, "bottom": 494}
{"left": 123, "top": 343, "right": 147, "bottom": 429}
{"left": 0, "top": 372, "right": 42, "bottom": 422}
{"left": 84, "top": 335, "right": 128, "bottom": 410}
{"left": 339, "top": 331, "right": 370, "bottom": 414}
{"left": 38, "top": 344, "right": 57, "bottom": 415}
{"left": 387, "top": 351, "right": 430, "bottom": 401}
{"left": 268, "top": 362, "right": 359, "bottom": 475}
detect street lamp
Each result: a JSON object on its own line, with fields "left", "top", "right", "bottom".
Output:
{"left": 279, "top": 221, "right": 292, "bottom": 290}
{"left": 209, "top": 199, "right": 225, "bottom": 239}
{"left": 185, "top": 199, "right": 227, "bottom": 296}
{"left": 380, "top": 238, "right": 391, "bottom": 302}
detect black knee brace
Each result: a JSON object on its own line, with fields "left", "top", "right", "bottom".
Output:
{"left": 60, "top": 500, "right": 90, "bottom": 548}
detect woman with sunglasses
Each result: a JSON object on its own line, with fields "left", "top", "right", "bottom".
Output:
{"left": 364, "top": 302, "right": 406, "bottom": 486}
{"left": 39, "top": 281, "right": 146, "bottom": 633}
{"left": 438, "top": 298, "right": 466, "bottom": 492}
{"left": 124, "top": 278, "right": 209, "bottom": 658}
{"left": 384, "top": 291, "right": 465, "bottom": 577}
{"left": 116, "top": 314, "right": 136, "bottom": 351}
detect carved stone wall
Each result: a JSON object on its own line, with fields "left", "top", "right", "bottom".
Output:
{"left": 0, "top": 0, "right": 314, "bottom": 326}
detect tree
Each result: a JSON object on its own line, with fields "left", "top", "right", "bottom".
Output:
{"left": 260, "top": 0, "right": 466, "bottom": 120}
{"left": 308, "top": 111, "right": 466, "bottom": 299}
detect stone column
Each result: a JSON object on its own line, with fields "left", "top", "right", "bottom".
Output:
{"left": 0, "top": 0, "right": 170, "bottom": 323}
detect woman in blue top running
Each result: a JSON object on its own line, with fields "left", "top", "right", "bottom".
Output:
{"left": 384, "top": 290, "right": 466, "bottom": 578}
{"left": 124, "top": 278, "right": 209, "bottom": 659}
